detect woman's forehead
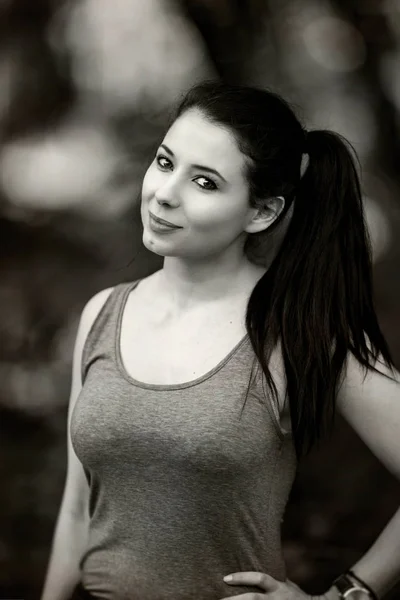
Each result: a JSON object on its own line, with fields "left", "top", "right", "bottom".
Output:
{"left": 162, "top": 109, "right": 244, "bottom": 171}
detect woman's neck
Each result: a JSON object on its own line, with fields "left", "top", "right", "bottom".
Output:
{"left": 155, "top": 257, "right": 267, "bottom": 316}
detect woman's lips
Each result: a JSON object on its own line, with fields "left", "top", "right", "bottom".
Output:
{"left": 149, "top": 214, "right": 182, "bottom": 232}
{"left": 149, "top": 211, "right": 182, "bottom": 228}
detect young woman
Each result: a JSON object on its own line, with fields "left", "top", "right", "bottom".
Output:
{"left": 41, "top": 81, "right": 400, "bottom": 600}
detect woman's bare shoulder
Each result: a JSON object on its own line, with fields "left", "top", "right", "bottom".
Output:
{"left": 73, "top": 287, "right": 115, "bottom": 351}
{"left": 81, "top": 287, "right": 115, "bottom": 326}
{"left": 79, "top": 274, "right": 158, "bottom": 333}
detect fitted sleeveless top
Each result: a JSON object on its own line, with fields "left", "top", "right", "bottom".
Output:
{"left": 70, "top": 280, "right": 297, "bottom": 600}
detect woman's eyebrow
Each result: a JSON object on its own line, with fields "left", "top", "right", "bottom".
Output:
{"left": 159, "top": 143, "right": 227, "bottom": 183}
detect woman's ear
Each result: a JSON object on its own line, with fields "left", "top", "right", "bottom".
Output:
{"left": 245, "top": 196, "right": 285, "bottom": 234}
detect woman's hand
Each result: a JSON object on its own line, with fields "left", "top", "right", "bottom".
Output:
{"left": 219, "top": 571, "right": 326, "bottom": 599}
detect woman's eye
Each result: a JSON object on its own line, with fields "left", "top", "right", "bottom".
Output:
{"left": 194, "top": 176, "right": 218, "bottom": 191}
{"left": 155, "top": 156, "right": 217, "bottom": 191}
{"left": 156, "top": 155, "right": 172, "bottom": 170}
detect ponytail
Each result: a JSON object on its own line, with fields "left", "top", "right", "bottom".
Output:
{"left": 245, "top": 129, "right": 397, "bottom": 458}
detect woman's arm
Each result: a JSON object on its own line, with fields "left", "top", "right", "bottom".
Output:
{"left": 40, "top": 505, "right": 89, "bottom": 600}
{"left": 221, "top": 348, "right": 400, "bottom": 600}
{"left": 330, "top": 349, "right": 400, "bottom": 599}
{"left": 40, "top": 288, "right": 113, "bottom": 600}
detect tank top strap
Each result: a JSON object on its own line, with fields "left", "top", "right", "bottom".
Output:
{"left": 81, "top": 279, "right": 142, "bottom": 384}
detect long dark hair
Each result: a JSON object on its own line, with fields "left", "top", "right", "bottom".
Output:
{"left": 173, "top": 80, "right": 397, "bottom": 458}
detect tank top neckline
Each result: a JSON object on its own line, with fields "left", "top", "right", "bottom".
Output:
{"left": 114, "top": 279, "right": 251, "bottom": 391}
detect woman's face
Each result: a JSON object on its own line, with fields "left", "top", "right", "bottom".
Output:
{"left": 141, "top": 108, "right": 255, "bottom": 261}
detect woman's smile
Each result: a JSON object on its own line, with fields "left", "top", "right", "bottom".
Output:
{"left": 149, "top": 213, "right": 183, "bottom": 233}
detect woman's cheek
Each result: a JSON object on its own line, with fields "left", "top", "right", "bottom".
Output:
{"left": 141, "top": 169, "right": 154, "bottom": 196}
{"left": 187, "top": 194, "right": 227, "bottom": 223}
{"left": 141, "top": 163, "right": 161, "bottom": 196}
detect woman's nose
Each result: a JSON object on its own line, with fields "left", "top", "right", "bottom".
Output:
{"left": 154, "top": 182, "right": 180, "bottom": 207}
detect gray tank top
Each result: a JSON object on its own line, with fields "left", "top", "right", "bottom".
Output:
{"left": 70, "top": 280, "right": 297, "bottom": 600}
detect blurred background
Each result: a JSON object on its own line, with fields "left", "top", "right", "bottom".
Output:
{"left": 0, "top": 0, "right": 400, "bottom": 598}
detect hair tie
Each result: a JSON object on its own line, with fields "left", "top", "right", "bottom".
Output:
{"left": 299, "top": 130, "right": 309, "bottom": 178}
{"left": 300, "top": 152, "right": 309, "bottom": 178}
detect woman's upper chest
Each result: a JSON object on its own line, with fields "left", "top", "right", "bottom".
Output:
{"left": 119, "top": 280, "right": 249, "bottom": 385}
